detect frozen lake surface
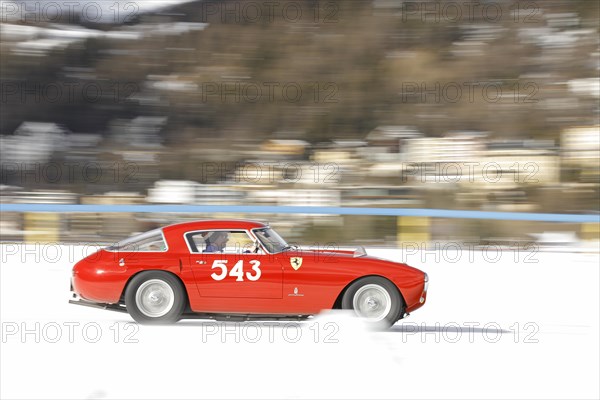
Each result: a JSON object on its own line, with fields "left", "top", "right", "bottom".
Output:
{"left": 1, "top": 244, "right": 598, "bottom": 399}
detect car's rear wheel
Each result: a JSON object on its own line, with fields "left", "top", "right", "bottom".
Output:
{"left": 342, "top": 276, "right": 404, "bottom": 328}
{"left": 125, "top": 271, "right": 186, "bottom": 324}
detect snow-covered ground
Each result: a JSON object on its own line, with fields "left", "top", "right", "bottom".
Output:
{"left": 1, "top": 244, "right": 598, "bottom": 399}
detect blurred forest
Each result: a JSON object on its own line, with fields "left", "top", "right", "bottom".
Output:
{"left": 2, "top": 0, "right": 598, "bottom": 141}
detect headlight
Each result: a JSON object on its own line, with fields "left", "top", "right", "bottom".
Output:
{"left": 420, "top": 273, "right": 429, "bottom": 303}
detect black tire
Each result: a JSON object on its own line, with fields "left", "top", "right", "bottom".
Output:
{"left": 125, "top": 271, "right": 186, "bottom": 324}
{"left": 341, "top": 276, "right": 404, "bottom": 329}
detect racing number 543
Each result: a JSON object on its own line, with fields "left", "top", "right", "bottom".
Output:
{"left": 211, "top": 260, "right": 261, "bottom": 282}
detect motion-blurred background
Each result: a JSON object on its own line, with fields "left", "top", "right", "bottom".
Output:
{"left": 0, "top": 0, "right": 598, "bottom": 245}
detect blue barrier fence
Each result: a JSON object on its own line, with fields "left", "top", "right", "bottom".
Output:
{"left": 1, "top": 204, "right": 598, "bottom": 223}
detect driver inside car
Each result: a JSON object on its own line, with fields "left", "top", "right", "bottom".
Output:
{"left": 203, "top": 232, "right": 229, "bottom": 253}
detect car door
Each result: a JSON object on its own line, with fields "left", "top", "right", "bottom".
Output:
{"left": 186, "top": 230, "right": 282, "bottom": 299}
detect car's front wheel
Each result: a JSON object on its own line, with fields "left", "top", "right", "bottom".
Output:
{"left": 342, "top": 276, "right": 404, "bottom": 328}
{"left": 125, "top": 271, "right": 186, "bottom": 324}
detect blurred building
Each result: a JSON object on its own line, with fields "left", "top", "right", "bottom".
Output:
{"left": 0, "top": 0, "right": 598, "bottom": 244}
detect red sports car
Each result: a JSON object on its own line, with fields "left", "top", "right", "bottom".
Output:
{"left": 70, "top": 220, "right": 428, "bottom": 327}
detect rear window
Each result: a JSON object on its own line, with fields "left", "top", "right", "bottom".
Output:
{"left": 106, "top": 229, "right": 168, "bottom": 252}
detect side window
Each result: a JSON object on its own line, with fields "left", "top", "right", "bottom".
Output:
{"left": 135, "top": 234, "right": 168, "bottom": 252}
{"left": 185, "top": 231, "right": 259, "bottom": 254}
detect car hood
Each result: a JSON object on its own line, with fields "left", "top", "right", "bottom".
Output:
{"left": 285, "top": 248, "right": 423, "bottom": 274}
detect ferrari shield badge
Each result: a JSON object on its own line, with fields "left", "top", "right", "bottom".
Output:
{"left": 290, "top": 257, "right": 303, "bottom": 270}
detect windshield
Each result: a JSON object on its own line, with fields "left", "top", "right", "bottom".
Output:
{"left": 105, "top": 229, "right": 167, "bottom": 252}
{"left": 253, "top": 228, "right": 289, "bottom": 253}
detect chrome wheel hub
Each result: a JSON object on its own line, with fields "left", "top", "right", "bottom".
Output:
{"left": 135, "top": 279, "right": 175, "bottom": 318}
{"left": 352, "top": 284, "right": 392, "bottom": 322}
{"left": 366, "top": 296, "right": 378, "bottom": 309}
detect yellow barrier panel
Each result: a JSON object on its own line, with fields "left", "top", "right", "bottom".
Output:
{"left": 581, "top": 223, "right": 600, "bottom": 241}
{"left": 24, "top": 213, "right": 60, "bottom": 243}
{"left": 397, "top": 216, "right": 430, "bottom": 244}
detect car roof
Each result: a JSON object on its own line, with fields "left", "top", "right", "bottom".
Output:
{"left": 162, "top": 219, "right": 269, "bottom": 234}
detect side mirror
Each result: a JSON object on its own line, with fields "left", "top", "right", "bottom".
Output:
{"left": 353, "top": 246, "right": 367, "bottom": 258}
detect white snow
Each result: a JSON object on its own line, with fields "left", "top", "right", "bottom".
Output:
{"left": 1, "top": 244, "right": 598, "bottom": 399}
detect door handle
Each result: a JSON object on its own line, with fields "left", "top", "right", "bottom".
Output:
{"left": 196, "top": 260, "right": 206, "bottom": 265}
